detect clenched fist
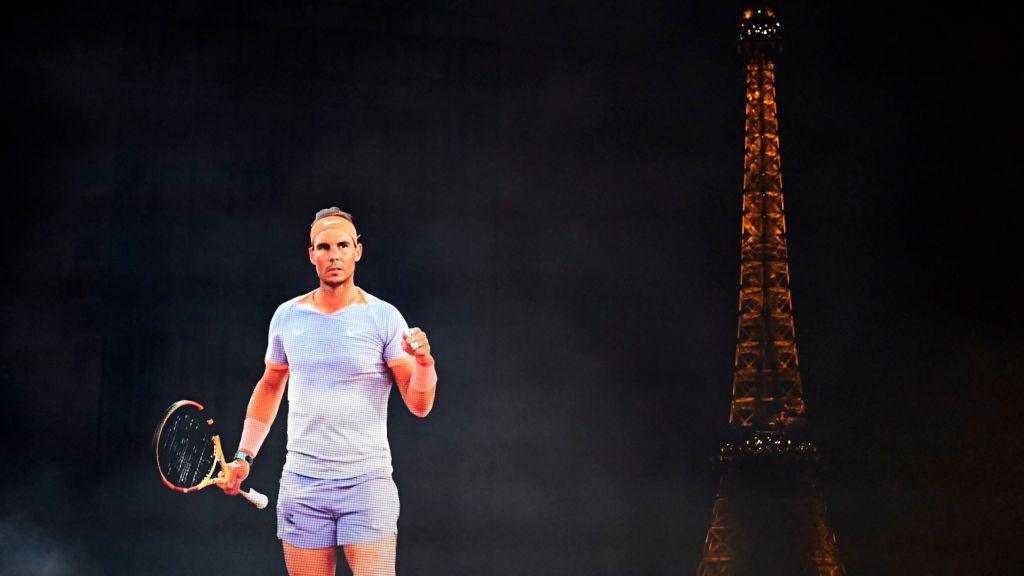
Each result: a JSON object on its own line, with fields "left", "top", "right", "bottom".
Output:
{"left": 402, "top": 327, "right": 433, "bottom": 365}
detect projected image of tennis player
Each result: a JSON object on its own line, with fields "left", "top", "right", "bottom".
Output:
{"left": 218, "top": 207, "right": 438, "bottom": 576}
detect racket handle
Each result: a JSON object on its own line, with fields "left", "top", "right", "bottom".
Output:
{"left": 241, "top": 487, "right": 269, "bottom": 509}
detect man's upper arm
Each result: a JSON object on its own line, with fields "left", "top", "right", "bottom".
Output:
{"left": 265, "top": 302, "right": 291, "bottom": 367}
{"left": 381, "top": 302, "right": 410, "bottom": 364}
{"left": 387, "top": 356, "right": 414, "bottom": 396}
{"left": 261, "top": 362, "right": 290, "bottom": 388}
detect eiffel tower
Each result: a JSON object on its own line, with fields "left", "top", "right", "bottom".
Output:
{"left": 696, "top": 8, "right": 847, "bottom": 576}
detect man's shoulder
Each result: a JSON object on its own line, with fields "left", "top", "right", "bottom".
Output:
{"left": 270, "top": 293, "right": 310, "bottom": 319}
{"left": 283, "top": 292, "right": 313, "bottom": 307}
{"left": 359, "top": 290, "right": 401, "bottom": 316}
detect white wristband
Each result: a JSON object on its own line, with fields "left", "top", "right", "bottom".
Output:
{"left": 238, "top": 417, "right": 271, "bottom": 459}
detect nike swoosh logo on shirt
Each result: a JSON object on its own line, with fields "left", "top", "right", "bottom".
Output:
{"left": 292, "top": 327, "right": 304, "bottom": 335}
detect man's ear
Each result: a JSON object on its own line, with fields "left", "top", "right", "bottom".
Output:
{"left": 354, "top": 243, "right": 363, "bottom": 262}
{"left": 308, "top": 245, "right": 316, "bottom": 265}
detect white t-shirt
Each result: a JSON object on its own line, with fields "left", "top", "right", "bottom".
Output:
{"left": 265, "top": 289, "right": 410, "bottom": 479}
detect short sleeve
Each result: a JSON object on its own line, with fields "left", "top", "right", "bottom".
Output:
{"left": 382, "top": 303, "right": 410, "bottom": 363}
{"left": 264, "top": 303, "right": 290, "bottom": 367}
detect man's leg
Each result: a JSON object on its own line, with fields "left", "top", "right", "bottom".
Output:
{"left": 342, "top": 535, "right": 397, "bottom": 576}
{"left": 283, "top": 542, "right": 337, "bottom": 576}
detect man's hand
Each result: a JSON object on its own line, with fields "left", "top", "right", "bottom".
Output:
{"left": 217, "top": 459, "right": 250, "bottom": 496}
{"left": 402, "top": 327, "right": 433, "bottom": 364}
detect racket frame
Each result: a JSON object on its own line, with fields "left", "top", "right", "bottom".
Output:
{"left": 154, "top": 400, "right": 232, "bottom": 493}
{"left": 154, "top": 399, "right": 269, "bottom": 509}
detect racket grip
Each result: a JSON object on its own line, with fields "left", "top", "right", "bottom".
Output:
{"left": 241, "top": 487, "right": 269, "bottom": 509}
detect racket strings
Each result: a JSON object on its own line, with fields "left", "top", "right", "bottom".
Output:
{"left": 158, "top": 410, "right": 217, "bottom": 489}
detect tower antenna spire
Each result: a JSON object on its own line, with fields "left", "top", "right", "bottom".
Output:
{"left": 730, "top": 4, "right": 801, "bottom": 433}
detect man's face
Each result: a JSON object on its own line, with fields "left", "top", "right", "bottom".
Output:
{"left": 308, "top": 228, "right": 362, "bottom": 286}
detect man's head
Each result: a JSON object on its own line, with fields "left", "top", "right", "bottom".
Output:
{"left": 308, "top": 207, "right": 362, "bottom": 286}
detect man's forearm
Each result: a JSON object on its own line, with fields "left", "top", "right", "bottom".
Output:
{"left": 247, "top": 376, "right": 286, "bottom": 424}
{"left": 238, "top": 371, "right": 287, "bottom": 458}
{"left": 406, "top": 357, "right": 437, "bottom": 417}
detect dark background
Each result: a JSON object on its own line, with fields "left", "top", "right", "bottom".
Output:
{"left": 2, "top": 1, "right": 1020, "bottom": 574}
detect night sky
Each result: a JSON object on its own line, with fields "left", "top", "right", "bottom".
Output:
{"left": 2, "top": 1, "right": 1021, "bottom": 575}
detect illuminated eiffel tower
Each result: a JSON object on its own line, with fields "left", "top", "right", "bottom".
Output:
{"left": 696, "top": 8, "right": 847, "bottom": 576}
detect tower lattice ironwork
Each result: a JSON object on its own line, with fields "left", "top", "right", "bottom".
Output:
{"left": 696, "top": 8, "right": 847, "bottom": 576}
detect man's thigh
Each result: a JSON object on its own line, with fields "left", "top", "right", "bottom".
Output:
{"left": 343, "top": 534, "right": 397, "bottom": 576}
{"left": 282, "top": 541, "right": 337, "bottom": 576}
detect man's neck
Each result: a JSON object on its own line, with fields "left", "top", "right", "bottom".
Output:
{"left": 313, "top": 282, "right": 362, "bottom": 314}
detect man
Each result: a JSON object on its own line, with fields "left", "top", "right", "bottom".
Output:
{"left": 218, "top": 207, "right": 438, "bottom": 576}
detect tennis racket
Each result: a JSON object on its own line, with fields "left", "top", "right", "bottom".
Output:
{"left": 153, "top": 399, "right": 269, "bottom": 509}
